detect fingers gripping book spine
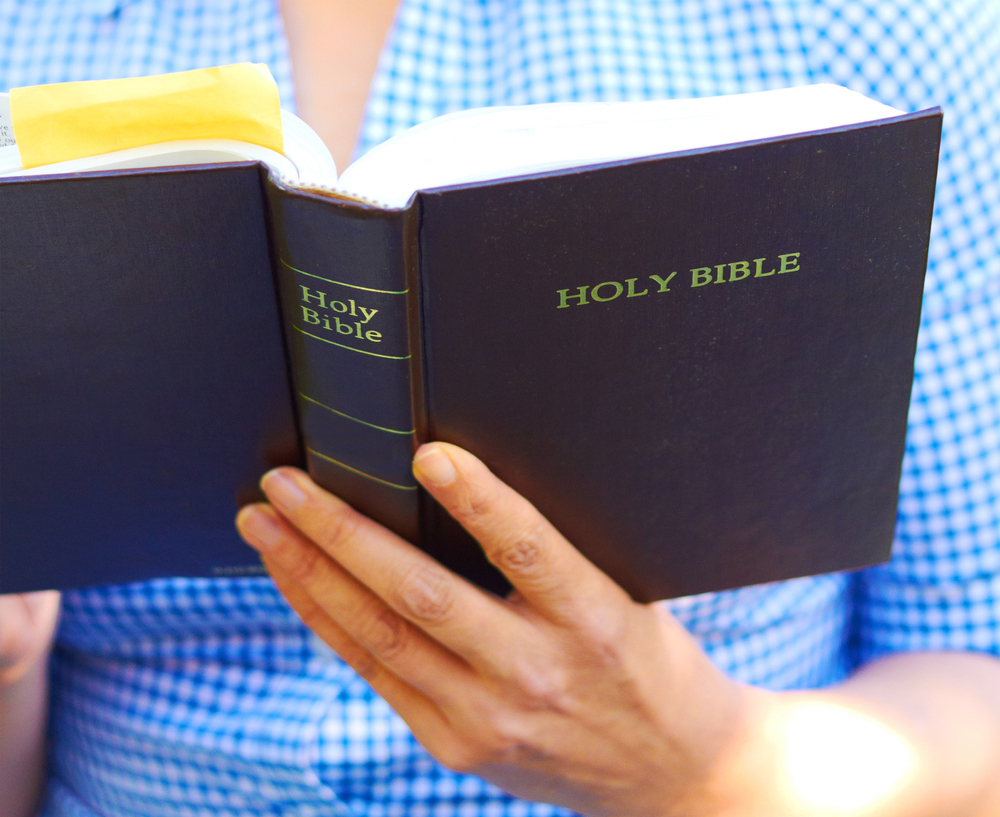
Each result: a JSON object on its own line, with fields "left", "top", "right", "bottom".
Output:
{"left": 265, "top": 181, "right": 420, "bottom": 543}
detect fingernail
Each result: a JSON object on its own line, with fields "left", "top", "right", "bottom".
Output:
{"left": 413, "top": 445, "right": 456, "bottom": 486}
{"left": 261, "top": 469, "right": 307, "bottom": 510}
{"left": 238, "top": 507, "right": 284, "bottom": 550}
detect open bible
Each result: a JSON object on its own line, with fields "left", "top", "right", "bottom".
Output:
{"left": 0, "top": 71, "right": 941, "bottom": 599}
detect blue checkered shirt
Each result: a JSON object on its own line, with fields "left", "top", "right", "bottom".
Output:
{"left": 1, "top": 0, "right": 997, "bottom": 814}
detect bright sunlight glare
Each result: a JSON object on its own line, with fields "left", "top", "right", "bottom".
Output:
{"left": 780, "top": 700, "right": 920, "bottom": 815}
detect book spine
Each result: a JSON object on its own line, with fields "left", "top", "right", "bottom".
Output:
{"left": 264, "top": 177, "right": 419, "bottom": 543}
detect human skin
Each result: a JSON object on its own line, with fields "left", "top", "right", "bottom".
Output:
{"left": 236, "top": 443, "right": 1000, "bottom": 817}
{"left": 0, "top": 591, "right": 60, "bottom": 817}
{"left": 280, "top": 0, "right": 401, "bottom": 173}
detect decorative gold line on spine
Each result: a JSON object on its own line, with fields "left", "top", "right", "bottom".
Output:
{"left": 299, "top": 393, "right": 414, "bottom": 435}
{"left": 308, "top": 448, "right": 418, "bottom": 491}
{"left": 281, "top": 259, "right": 409, "bottom": 295}
{"left": 294, "top": 326, "right": 412, "bottom": 359}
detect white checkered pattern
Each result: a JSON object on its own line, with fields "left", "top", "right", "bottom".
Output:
{"left": 1, "top": 0, "right": 997, "bottom": 814}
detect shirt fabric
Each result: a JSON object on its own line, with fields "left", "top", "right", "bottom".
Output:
{"left": 1, "top": 0, "right": 997, "bottom": 814}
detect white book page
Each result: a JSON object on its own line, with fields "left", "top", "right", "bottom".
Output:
{"left": 1, "top": 86, "right": 901, "bottom": 203}
{"left": 0, "top": 93, "right": 15, "bottom": 148}
{"left": 337, "top": 85, "right": 903, "bottom": 207}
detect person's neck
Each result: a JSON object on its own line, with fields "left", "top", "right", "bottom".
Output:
{"left": 280, "top": 0, "right": 402, "bottom": 173}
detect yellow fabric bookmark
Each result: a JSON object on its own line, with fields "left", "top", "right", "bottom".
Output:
{"left": 11, "top": 63, "right": 283, "bottom": 169}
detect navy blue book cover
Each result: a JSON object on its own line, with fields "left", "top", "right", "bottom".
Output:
{"left": 1, "top": 165, "right": 301, "bottom": 591}
{"left": 0, "top": 109, "right": 941, "bottom": 599}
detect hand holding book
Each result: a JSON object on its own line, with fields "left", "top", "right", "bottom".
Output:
{"left": 236, "top": 444, "right": 1000, "bottom": 817}
{"left": 236, "top": 442, "right": 749, "bottom": 815}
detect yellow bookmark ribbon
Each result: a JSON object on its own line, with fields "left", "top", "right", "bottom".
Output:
{"left": 11, "top": 63, "right": 283, "bottom": 169}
